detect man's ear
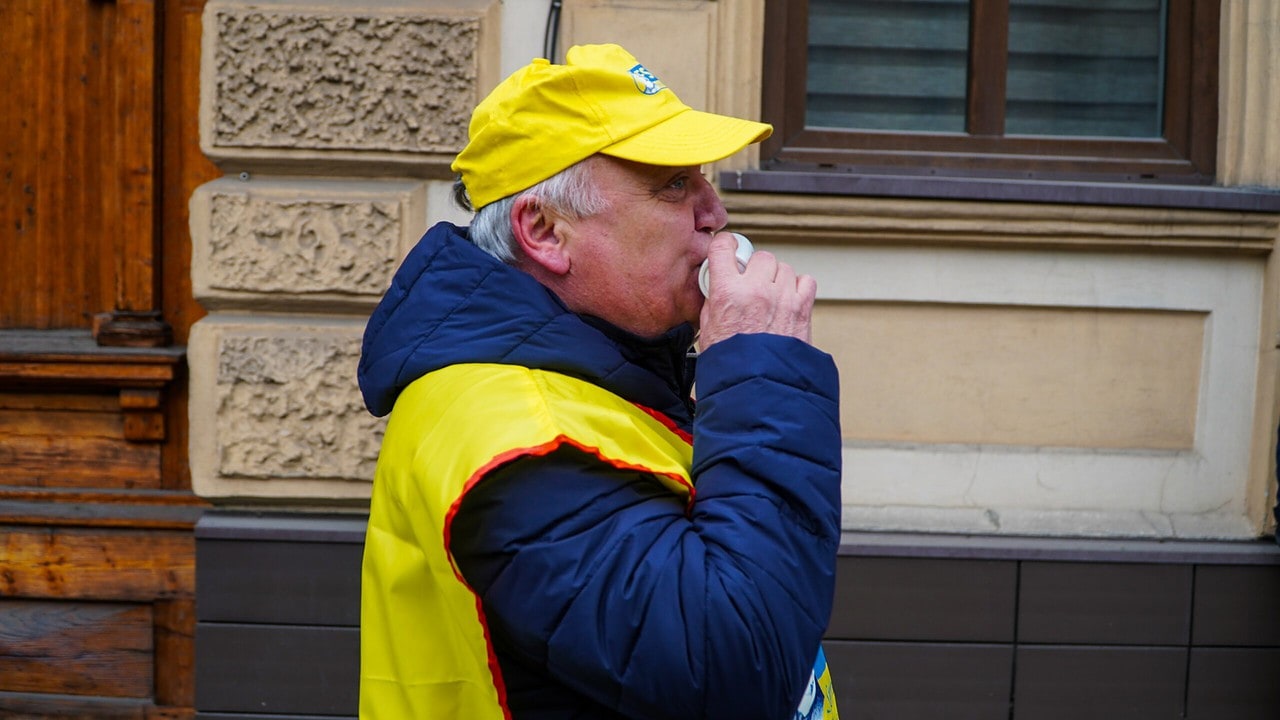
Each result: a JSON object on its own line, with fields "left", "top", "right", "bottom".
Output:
{"left": 511, "top": 195, "right": 571, "bottom": 275}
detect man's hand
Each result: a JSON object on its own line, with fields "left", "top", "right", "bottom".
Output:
{"left": 698, "top": 232, "right": 816, "bottom": 349}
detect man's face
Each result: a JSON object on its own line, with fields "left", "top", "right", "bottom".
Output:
{"left": 556, "top": 156, "right": 728, "bottom": 338}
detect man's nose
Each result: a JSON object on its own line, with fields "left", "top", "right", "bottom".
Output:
{"left": 694, "top": 176, "right": 728, "bottom": 233}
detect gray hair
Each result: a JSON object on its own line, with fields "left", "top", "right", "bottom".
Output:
{"left": 455, "top": 157, "right": 609, "bottom": 263}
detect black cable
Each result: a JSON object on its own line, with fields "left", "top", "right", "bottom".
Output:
{"left": 542, "top": 0, "right": 564, "bottom": 61}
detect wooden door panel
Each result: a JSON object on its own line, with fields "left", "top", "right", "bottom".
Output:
{"left": 0, "top": 0, "right": 157, "bottom": 331}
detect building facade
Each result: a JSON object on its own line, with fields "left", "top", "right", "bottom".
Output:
{"left": 187, "top": 1, "right": 1280, "bottom": 718}
{"left": 4, "top": 0, "right": 1278, "bottom": 718}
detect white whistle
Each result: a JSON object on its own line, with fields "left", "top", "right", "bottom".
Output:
{"left": 699, "top": 233, "right": 754, "bottom": 296}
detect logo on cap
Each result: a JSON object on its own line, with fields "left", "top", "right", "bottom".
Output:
{"left": 628, "top": 63, "right": 667, "bottom": 95}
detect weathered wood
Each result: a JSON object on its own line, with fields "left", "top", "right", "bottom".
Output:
{"left": 0, "top": 406, "right": 125, "bottom": 439}
{"left": 94, "top": 312, "right": 174, "bottom": 350}
{"left": 0, "top": 0, "right": 158, "bottom": 330}
{"left": 159, "top": 0, "right": 217, "bottom": 351}
{"left": 153, "top": 599, "right": 196, "bottom": 707}
{"left": 120, "top": 387, "right": 167, "bottom": 443}
{"left": 0, "top": 391, "right": 118, "bottom": 413}
{"left": 0, "top": 526, "right": 194, "bottom": 601}
{"left": 0, "top": 0, "right": 207, "bottom": 716}
{"left": 0, "top": 361, "right": 175, "bottom": 388}
{"left": 0, "top": 431, "right": 161, "bottom": 489}
{"left": 122, "top": 388, "right": 167, "bottom": 442}
{"left": 120, "top": 389, "right": 162, "bottom": 411}
{"left": 0, "top": 600, "right": 153, "bottom": 697}
{"left": 109, "top": 0, "right": 158, "bottom": 320}
{"left": 122, "top": 412, "right": 167, "bottom": 443}
{"left": 0, "top": 692, "right": 195, "bottom": 720}
{"left": 159, "top": 0, "right": 219, "bottom": 491}
{"left": 1, "top": 390, "right": 164, "bottom": 481}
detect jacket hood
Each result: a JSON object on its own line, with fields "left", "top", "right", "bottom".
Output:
{"left": 358, "top": 222, "right": 696, "bottom": 421}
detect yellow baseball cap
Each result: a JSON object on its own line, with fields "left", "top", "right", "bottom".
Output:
{"left": 451, "top": 43, "right": 773, "bottom": 209}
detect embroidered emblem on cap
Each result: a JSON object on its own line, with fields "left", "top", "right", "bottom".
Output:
{"left": 629, "top": 63, "right": 667, "bottom": 95}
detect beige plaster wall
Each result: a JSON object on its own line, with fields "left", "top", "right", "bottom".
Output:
{"left": 1219, "top": 0, "right": 1280, "bottom": 187}
{"left": 818, "top": 303, "right": 1205, "bottom": 451}
{"left": 722, "top": 193, "right": 1280, "bottom": 538}
{"left": 558, "top": 0, "right": 765, "bottom": 172}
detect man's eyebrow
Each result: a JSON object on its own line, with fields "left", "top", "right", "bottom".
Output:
{"left": 653, "top": 167, "right": 692, "bottom": 185}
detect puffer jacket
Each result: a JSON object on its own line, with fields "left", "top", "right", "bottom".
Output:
{"left": 358, "top": 221, "right": 843, "bottom": 720}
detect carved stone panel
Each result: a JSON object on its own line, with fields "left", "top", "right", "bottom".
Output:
{"left": 200, "top": 0, "right": 499, "bottom": 168}
{"left": 189, "top": 316, "right": 381, "bottom": 500}
{"left": 190, "top": 177, "right": 427, "bottom": 311}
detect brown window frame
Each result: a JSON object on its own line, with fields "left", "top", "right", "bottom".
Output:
{"left": 758, "top": 0, "right": 1221, "bottom": 185}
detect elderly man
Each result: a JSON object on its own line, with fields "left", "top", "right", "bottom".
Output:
{"left": 358, "top": 44, "right": 842, "bottom": 720}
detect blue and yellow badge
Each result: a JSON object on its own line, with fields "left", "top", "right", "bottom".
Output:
{"left": 794, "top": 647, "right": 839, "bottom": 720}
{"left": 628, "top": 63, "right": 667, "bottom": 95}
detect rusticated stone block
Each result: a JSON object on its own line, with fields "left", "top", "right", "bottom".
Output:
{"left": 189, "top": 316, "right": 381, "bottom": 500}
{"left": 190, "top": 177, "right": 428, "bottom": 310}
{"left": 201, "top": 0, "right": 498, "bottom": 165}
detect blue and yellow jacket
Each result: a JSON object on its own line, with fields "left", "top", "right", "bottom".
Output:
{"left": 358, "top": 222, "right": 842, "bottom": 720}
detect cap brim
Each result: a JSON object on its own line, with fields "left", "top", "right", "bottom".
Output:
{"left": 599, "top": 108, "right": 773, "bottom": 167}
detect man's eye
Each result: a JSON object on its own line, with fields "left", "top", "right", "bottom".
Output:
{"left": 668, "top": 177, "right": 688, "bottom": 190}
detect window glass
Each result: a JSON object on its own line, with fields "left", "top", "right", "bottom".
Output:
{"left": 807, "top": 0, "right": 970, "bottom": 133}
{"left": 1006, "top": 0, "right": 1166, "bottom": 137}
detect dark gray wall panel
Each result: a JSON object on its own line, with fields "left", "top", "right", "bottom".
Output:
{"left": 197, "top": 539, "right": 362, "bottom": 627}
{"left": 1018, "top": 561, "right": 1191, "bottom": 645}
{"left": 1013, "top": 646, "right": 1186, "bottom": 720}
{"left": 1186, "top": 648, "right": 1280, "bottom": 719}
{"left": 1191, "top": 565, "right": 1280, "bottom": 646}
{"left": 199, "top": 715, "right": 354, "bottom": 720}
{"left": 192, "top": 512, "right": 1280, "bottom": 718}
{"left": 195, "top": 623, "right": 358, "bottom": 716}
{"left": 823, "top": 640, "right": 1012, "bottom": 720}
{"left": 828, "top": 557, "right": 1016, "bottom": 642}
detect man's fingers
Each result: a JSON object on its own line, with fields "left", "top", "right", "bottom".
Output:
{"left": 796, "top": 273, "right": 818, "bottom": 304}
{"left": 706, "top": 233, "right": 738, "bottom": 267}
{"left": 704, "top": 233, "right": 754, "bottom": 295}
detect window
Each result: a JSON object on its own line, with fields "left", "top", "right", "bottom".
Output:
{"left": 757, "top": 0, "right": 1219, "bottom": 185}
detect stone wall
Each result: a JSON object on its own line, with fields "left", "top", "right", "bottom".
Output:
{"left": 188, "top": 0, "right": 491, "bottom": 500}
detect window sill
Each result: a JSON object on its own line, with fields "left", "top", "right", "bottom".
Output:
{"left": 728, "top": 169, "right": 1280, "bottom": 213}
{"left": 840, "top": 531, "right": 1280, "bottom": 565}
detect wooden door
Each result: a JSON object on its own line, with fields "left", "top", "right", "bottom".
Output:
{"left": 0, "top": 1, "right": 216, "bottom": 717}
